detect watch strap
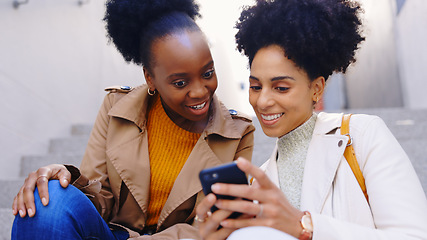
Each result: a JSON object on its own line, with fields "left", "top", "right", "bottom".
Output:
{"left": 299, "top": 211, "right": 313, "bottom": 240}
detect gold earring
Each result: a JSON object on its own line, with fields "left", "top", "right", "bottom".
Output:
{"left": 148, "top": 88, "right": 156, "bottom": 96}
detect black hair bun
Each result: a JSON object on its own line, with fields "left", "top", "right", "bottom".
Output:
{"left": 104, "top": 0, "right": 201, "bottom": 65}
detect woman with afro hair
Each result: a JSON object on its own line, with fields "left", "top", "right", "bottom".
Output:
{"left": 196, "top": 0, "right": 427, "bottom": 239}
{"left": 11, "top": 0, "right": 255, "bottom": 239}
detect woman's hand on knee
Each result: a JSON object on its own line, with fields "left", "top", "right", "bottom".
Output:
{"left": 12, "top": 164, "right": 71, "bottom": 218}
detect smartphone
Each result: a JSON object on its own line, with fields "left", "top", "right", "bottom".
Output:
{"left": 199, "top": 161, "right": 249, "bottom": 219}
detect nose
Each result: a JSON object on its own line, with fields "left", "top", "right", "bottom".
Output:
{"left": 188, "top": 79, "right": 208, "bottom": 99}
{"left": 256, "top": 89, "right": 274, "bottom": 110}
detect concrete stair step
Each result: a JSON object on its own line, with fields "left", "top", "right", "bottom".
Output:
{"left": 1, "top": 180, "right": 18, "bottom": 239}
{"left": 48, "top": 136, "right": 89, "bottom": 154}
{"left": 0, "top": 180, "right": 24, "bottom": 209}
{"left": 348, "top": 108, "right": 427, "bottom": 124}
{"left": 399, "top": 138, "right": 427, "bottom": 192}
{"left": 20, "top": 153, "right": 83, "bottom": 178}
{"left": 0, "top": 208, "right": 14, "bottom": 240}
{"left": 346, "top": 108, "right": 427, "bottom": 140}
{"left": 0, "top": 124, "right": 91, "bottom": 239}
{"left": 385, "top": 122, "right": 427, "bottom": 141}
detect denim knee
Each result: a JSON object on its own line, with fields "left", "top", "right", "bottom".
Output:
{"left": 12, "top": 180, "right": 99, "bottom": 239}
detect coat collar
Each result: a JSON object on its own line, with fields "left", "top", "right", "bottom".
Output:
{"left": 158, "top": 139, "right": 225, "bottom": 226}
{"left": 107, "top": 85, "right": 149, "bottom": 130}
{"left": 263, "top": 112, "right": 349, "bottom": 212}
{"left": 313, "top": 112, "right": 344, "bottom": 135}
{"left": 107, "top": 84, "right": 243, "bottom": 139}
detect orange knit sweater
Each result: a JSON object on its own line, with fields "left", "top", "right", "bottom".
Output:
{"left": 146, "top": 96, "right": 201, "bottom": 226}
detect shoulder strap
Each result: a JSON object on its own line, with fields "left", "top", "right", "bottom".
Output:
{"left": 341, "top": 114, "right": 369, "bottom": 202}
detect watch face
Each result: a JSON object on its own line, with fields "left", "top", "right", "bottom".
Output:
{"left": 302, "top": 214, "right": 313, "bottom": 232}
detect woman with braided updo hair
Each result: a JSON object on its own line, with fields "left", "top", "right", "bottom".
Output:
{"left": 196, "top": 0, "right": 427, "bottom": 239}
{"left": 11, "top": 0, "right": 254, "bottom": 239}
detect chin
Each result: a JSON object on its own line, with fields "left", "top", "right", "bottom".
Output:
{"left": 261, "top": 125, "right": 290, "bottom": 138}
{"left": 261, "top": 128, "right": 280, "bottom": 138}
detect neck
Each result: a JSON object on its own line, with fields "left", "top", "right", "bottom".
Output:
{"left": 279, "top": 112, "right": 317, "bottom": 139}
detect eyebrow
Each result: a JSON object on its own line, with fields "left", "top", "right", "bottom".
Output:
{"left": 203, "top": 60, "right": 214, "bottom": 69}
{"left": 249, "top": 75, "right": 295, "bottom": 81}
{"left": 167, "top": 60, "right": 214, "bottom": 79}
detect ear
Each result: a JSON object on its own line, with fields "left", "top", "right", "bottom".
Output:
{"left": 143, "top": 67, "right": 156, "bottom": 91}
{"left": 311, "top": 76, "right": 325, "bottom": 102}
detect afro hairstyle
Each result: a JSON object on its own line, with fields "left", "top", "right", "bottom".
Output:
{"left": 235, "top": 0, "right": 365, "bottom": 80}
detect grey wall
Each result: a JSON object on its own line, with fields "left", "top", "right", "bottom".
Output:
{"left": 325, "top": 0, "right": 427, "bottom": 111}
{"left": 0, "top": 0, "right": 143, "bottom": 179}
{"left": 345, "top": 0, "right": 404, "bottom": 109}
{"left": 396, "top": 0, "right": 427, "bottom": 109}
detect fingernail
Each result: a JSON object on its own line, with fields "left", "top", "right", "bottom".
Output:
{"left": 211, "top": 184, "right": 220, "bottom": 192}
{"left": 28, "top": 208, "right": 34, "bottom": 217}
{"left": 238, "top": 158, "right": 248, "bottom": 166}
{"left": 207, "top": 194, "right": 216, "bottom": 202}
{"left": 19, "top": 210, "right": 24, "bottom": 217}
{"left": 12, "top": 208, "right": 17, "bottom": 215}
{"left": 62, "top": 179, "right": 68, "bottom": 184}
{"left": 42, "top": 197, "right": 48, "bottom": 206}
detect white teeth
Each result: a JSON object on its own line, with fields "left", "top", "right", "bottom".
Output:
{"left": 261, "top": 113, "right": 283, "bottom": 121}
{"left": 190, "top": 102, "right": 206, "bottom": 110}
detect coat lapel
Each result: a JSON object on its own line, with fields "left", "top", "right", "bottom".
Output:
{"left": 300, "top": 133, "right": 348, "bottom": 212}
{"left": 106, "top": 132, "right": 151, "bottom": 214}
{"left": 158, "top": 136, "right": 225, "bottom": 226}
{"left": 300, "top": 112, "right": 348, "bottom": 212}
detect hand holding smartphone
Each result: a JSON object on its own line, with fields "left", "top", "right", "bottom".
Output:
{"left": 199, "top": 161, "right": 249, "bottom": 219}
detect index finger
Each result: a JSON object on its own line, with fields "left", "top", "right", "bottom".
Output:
{"left": 196, "top": 193, "right": 216, "bottom": 219}
{"left": 235, "top": 158, "right": 276, "bottom": 189}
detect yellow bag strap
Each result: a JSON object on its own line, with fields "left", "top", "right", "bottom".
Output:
{"left": 341, "top": 114, "right": 369, "bottom": 202}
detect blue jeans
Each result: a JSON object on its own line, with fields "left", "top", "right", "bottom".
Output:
{"left": 12, "top": 180, "right": 129, "bottom": 240}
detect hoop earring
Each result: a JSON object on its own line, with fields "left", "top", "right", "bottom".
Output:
{"left": 148, "top": 88, "right": 156, "bottom": 96}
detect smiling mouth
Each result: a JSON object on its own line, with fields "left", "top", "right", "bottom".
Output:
{"left": 188, "top": 101, "right": 207, "bottom": 110}
{"left": 261, "top": 113, "right": 284, "bottom": 121}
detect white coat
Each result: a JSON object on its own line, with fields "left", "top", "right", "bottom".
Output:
{"left": 261, "top": 112, "right": 427, "bottom": 240}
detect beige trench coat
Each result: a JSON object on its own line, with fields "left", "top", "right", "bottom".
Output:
{"left": 68, "top": 84, "right": 255, "bottom": 239}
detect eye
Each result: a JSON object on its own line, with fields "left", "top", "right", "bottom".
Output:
{"left": 249, "top": 86, "right": 262, "bottom": 91}
{"left": 202, "top": 68, "right": 215, "bottom": 79}
{"left": 275, "top": 87, "right": 289, "bottom": 92}
{"left": 173, "top": 80, "right": 187, "bottom": 88}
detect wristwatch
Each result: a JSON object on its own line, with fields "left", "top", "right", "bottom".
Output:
{"left": 299, "top": 211, "right": 313, "bottom": 240}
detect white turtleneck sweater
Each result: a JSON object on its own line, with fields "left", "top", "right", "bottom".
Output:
{"left": 276, "top": 113, "right": 317, "bottom": 209}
